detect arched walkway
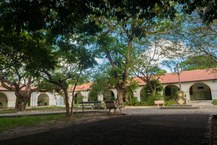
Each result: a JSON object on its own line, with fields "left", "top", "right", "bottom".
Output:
{"left": 103, "top": 90, "right": 115, "bottom": 101}
{"left": 74, "top": 92, "right": 83, "bottom": 104}
{"left": 164, "top": 85, "right": 179, "bottom": 101}
{"left": 37, "top": 94, "right": 49, "bottom": 106}
{"left": 0, "top": 93, "right": 8, "bottom": 108}
{"left": 190, "top": 83, "right": 212, "bottom": 100}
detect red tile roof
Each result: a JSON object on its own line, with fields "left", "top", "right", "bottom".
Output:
{"left": 69, "top": 82, "right": 93, "bottom": 91}
{"left": 74, "top": 69, "right": 217, "bottom": 91}
{"left": 135, "top": 69, "right": 217, "bottom": 85}
{"left": 1, "top": 69, "right": 217, "bottom": 92}
{"left": 160, "top": 69, "right": 217, "bottom": 84}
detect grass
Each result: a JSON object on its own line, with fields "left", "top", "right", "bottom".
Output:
{"left": 0, "top": 106, "right": 66, "bottom": 114}
{"left": 0, "top": 114, "right": 65, "bottom": 132}
{"left": 0, "top": 109, "right": 18, "bottom": 114}
{"left": 212, "top": 99, "right": 217, "bottom": 105}
{"left": 28, "top": 106, "right": 65, "bottom": 111}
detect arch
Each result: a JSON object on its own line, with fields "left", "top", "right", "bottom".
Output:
{"left": 0, "top": 93, "right": 8, "bottom": 108}
{"left": 164, "top": 85, "right": 179, "bottom": 101}
{"left": 103, "top": 89, "right": 115, "bottom": 101}
{"left": 37, "top": 94, "right": 49, "bottom": 106}
{"left": 74, "top": 92, "right": 84, "bottom": 104}
{"left": 189, "top": 83, "right": 212, "bottom": 100}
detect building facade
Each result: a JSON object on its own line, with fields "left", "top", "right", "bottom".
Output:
{"left": 0, "top": 69, "right": 217, "bottom": 108}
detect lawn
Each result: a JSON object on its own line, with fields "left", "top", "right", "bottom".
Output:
{"left": 0, "top": 114, "right": 65, "bottom": 132}
{"left": 0, "top": 106, "right": 66, "bottom": 114}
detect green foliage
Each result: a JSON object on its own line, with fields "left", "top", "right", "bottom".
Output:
{"left": 131, "top": 97, "right": 139, "bottom": 105}
{"left": 126, "top": 79, "right": 139, "bottom": 104}
{"left": 89, "top": 73, "right": 109, "bottom": 101}
{"left": 165, "top": 100, "right": 177, "bottom": 106}
{"left": 88, "top": 91, "right": 98, "bottom": 101}
{"left": 180, "top": 55, "right": 217, "bottom": 71}
{"left": 0, "top": 114, "right": 64, "bottom": 132}
{"left": 212, "top": 100, "right": 217, "bottom": 105}
{"left": 142, "top": 80, "right": 163, "bottom": 97}
{"left": 164, "top": 88, "right": 179, "bottom": 101}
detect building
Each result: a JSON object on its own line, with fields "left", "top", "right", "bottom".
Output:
{"left": 0, "top": 69, "right": 217, "bottom": 108}
{"left": 73, "top": 69, "right": 217, "bottom": 104}
{"left": 0, "top": 86, "right": 64, "bottom": 108}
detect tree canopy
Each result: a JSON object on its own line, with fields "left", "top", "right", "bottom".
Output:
{"left": 0, "top": 0, "right": 217, "bottom": 114}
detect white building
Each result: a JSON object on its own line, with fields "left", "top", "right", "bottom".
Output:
{"left": 72, "top": 69, "right": 217, "bottom": 104}
{"left": 0, "top": 69, "right": 217, "bottom": 108}
{"left": 0, "top": 87, "right": 64, "bottom": 108}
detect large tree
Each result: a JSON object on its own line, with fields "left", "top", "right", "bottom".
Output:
{"left": 133, "top": 38, "right": 167, "bottom": 97}
{"left": 92, "top": 1, "right": 184, "bottom": 106}
{"left": 40, "top": 39, "right": 96, "bottom": 118}
{"left": 0, "top": 29, "right": 55, "bottom": 111}
{"left": 0, "top": 0, "right": 101, "bottom": 111}
{"left": 1, "top": 0, "right": 203, "bottom": 109}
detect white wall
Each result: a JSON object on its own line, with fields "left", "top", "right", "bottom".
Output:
{"left": 2, "top": 79, "right": 217, "bottom": 108}
{"left": 163, "top": 80, "right": 217, "bottom": 102}
{"left": 0, "top": 91, "right": 16, "bottom": 108}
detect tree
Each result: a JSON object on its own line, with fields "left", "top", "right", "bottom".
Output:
{"left": 0, "top": 0, "right": 101, "bottom": 112}
{"left": 180, "top": 55, "right": 217, "bottom": 70}
{"left": 141, "top": 79, "right": 163, "bottom": 103}
{"left": 92, "top": 1, "right": 184, "bottom": 106}
{"left": 183, "top": 0, "right": 217, "bottom": 23}
{"left": 0, "top": 31, "right": 55, "bottom": 111}
{"left": 176, "top": 14, "right": 217, "bottom": 63}
{"left": 40, "top": 39, "right": 96, "bottom": 118}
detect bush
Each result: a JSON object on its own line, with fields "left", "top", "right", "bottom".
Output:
{"left": 165, "top": 100, "right": 177, "bottom": 106}
{"left": 164, "top": 91, "right": 179, "bottom": 101}
{"left": 212, "top": 100, "right": 217, "bottom": 105}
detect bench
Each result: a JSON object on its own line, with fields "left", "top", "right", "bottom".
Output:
{"left": 79, "top": 101, "right": 103, "bottom": 111}
{"left": 154, "top": 100, "right": 165, "bottom": 107}
{"left": 105, "top": 100, "right": 121, "bottom": 113}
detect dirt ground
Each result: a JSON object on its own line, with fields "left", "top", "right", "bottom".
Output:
{"left": 0, "top": 113, "right": 209, "bottom": 145}
{"left": 0, "top": 112, "right": 120, "bottom": 141}
{"left": 212, "top": 115, "right": 217, "bottom": 145}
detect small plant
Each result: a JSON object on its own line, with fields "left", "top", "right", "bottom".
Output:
{"left": 165, "top": 100, "right": 177, "bottom": 106}
{"left": 212, "top": 100, "right": 217, "bottom": 105}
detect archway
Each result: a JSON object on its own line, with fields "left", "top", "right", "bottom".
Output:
{"left": 37, "top": 94, "right": 49, "bottom": 106}
{"left": 164, "top": 85, "right": 179, "bottom": 101}
{"left": 190, "top": 83, "right": 212, "bottom": 100}
{"left": 74, "top": 92, "right": 83, "bottom": 104}
{"left": 0, "top": 93, "right": 8, "bottom": 108}
{"left": 103, "top": 90, "right": 115, "bottom": 101}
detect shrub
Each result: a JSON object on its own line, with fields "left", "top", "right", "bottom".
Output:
{"left": 164, "top": 90, "right": 179, "bottom": 101}
{"left": 165, "top": 100, "right": 177, "bottom": 106}
{"left": 212, "top": 100, "right": 217, "bottom": 105}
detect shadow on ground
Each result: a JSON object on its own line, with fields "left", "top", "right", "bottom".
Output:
{"left": 0, "top": 114, "right": 210, "bottom": 145}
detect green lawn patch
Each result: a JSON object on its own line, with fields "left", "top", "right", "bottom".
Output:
{"left": 0, "top": 114, "right": 65, "bottom": 132}
{"left": 212, "top": 100, "right": 217, "bottom": 105}
{"left": 0, "top": 109, "right": 18, "bottom": 114}
{"left": 0, "top": 106, "right": 65, "bottom": 114}
{"left": 27, "top": 106, "right": 65, "bottom": 111}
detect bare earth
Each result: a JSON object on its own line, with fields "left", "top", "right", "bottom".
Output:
{"left": 0, "top": 107, "right": 216, "bottom": 145}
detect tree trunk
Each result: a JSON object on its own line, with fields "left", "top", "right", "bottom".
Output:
{"left": 14, "top": 89, "right": 31, "bottom": 111}
{"left": 116, "top": 87, "right": 124, "bottom": 106}
{"left": 15, "top": 96, "right": 29, "bottom": 111}
{"left": 150, "top": 84, "right": 157, "bottom": 97}
{"left": 63, "top": 88, "right": 71, "bottom": 118}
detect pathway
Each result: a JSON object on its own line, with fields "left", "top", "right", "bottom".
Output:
{"left": 0, "top": 107, "right": 213, "bottom": 145}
